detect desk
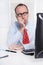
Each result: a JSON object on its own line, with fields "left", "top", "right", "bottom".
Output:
{"left": 0, "top": 50, "right": 43, "bottom": 65}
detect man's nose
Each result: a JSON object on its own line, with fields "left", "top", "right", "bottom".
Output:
{"left": 21, "top": 15, "right": 25, "bottom": 19}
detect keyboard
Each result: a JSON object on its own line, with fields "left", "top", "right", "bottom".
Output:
{"left": 22, "top": 49, "right": 35, "bottom": 55}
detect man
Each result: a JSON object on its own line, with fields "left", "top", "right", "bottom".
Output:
{"left": 7, "top": 3, "right": 35, "bottom": 50}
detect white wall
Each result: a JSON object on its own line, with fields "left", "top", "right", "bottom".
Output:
{"left": 0, "top": 0, "right": 11, "bottom": 49}
{"left": 35, "top": 0, "right": 43, "bottom": 22}
{"left": 35, "top": 0, "right": 43, "bottom": 13}
{"left": 0, "top": 0, "right": 43, "bottom": 49}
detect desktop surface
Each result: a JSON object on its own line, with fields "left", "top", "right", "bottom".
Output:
{"left": 0, "top": 50, "right": 43, "bottom": 65}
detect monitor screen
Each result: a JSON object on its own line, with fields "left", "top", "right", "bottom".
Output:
{"left": 35, "top": 13, "right": 43, "bottom": 58}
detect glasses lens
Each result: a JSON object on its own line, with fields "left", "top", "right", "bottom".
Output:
{"left": 23, "top": 12, "right": 28, "bottom": 15}
{"left": 16, "top": 12, "right": 28, "bottom": 17}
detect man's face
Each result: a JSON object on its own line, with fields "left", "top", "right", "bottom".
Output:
{"left": 16, "top": 5, "right": 29, "bottom": 25}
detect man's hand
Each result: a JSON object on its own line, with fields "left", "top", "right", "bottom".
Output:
{"left": 17, "top": 17, "right": 25, "bottom": 33}
{"left": 17, "top": 17, "right": 25, "bottom": 28}
{"left": 8, "top": 44, "right": 24, "bottom": 50}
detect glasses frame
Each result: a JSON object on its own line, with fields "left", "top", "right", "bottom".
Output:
{"left": 16, "top": 12, "right": 28, "bottom": 17}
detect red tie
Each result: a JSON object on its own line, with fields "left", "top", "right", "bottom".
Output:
{"left": 22, "top": 29, "right": 30, "bottom": 44}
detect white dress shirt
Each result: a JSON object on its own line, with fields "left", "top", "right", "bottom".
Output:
{"left": 7, "top": 19, "right": 36, "bottom": 49}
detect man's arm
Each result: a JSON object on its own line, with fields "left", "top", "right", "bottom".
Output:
{"left": 7, "top": 16, "right": 26, "bottom": 50}
{"left": 7, "top": 22, "right": 24, "bottom": 50}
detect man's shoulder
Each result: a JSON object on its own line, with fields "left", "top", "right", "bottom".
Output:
{"left": 11, "top": 21, "right": 18, "bottom": 25}
{"left": 11, "top": 21, "right": 20, "bottom": 29}
{"left": 11, "top": 21, "right": 18, "bottom": 27}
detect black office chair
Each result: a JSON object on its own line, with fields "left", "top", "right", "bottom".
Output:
{"left": 35, "top": 13, "right": 43, "bottom": 58}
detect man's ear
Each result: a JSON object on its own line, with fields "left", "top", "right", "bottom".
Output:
{"left": 16, "top": 15, "right": 18, "bottom": 21}
{"left": 16, "top": 15, "right": 18, "bottom": 19}
{"left": 28, "top": 13, "right": 29, "bottom": 18}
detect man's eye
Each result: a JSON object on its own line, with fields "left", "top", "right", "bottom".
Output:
{"left": 17, "top": 13, "right": 21, "bottom": 16}
{"left": 17, "top": 12, "right": 28, "bottom": 17}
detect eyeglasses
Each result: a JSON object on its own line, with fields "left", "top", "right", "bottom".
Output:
{"left": 16, "top": 12, "right": 28, "bottom": 17}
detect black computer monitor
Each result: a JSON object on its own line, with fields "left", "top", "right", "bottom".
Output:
{"left": 35, "top": 13, "right": 43, "bottom": 58}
